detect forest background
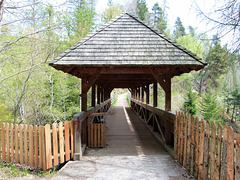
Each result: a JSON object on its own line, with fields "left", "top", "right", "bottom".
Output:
{"left": 0, "top": 0, "right": 239, "bottom": 130}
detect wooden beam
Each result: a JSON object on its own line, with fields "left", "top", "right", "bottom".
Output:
{"left": 97, "top": 84, "right": 101, "bottom": 104}
{"left": 91, "top": 84, "right": 96, "bottom": 107}
{"left": 153, "top": 82, "right": 157, "bottom": 107}
{"left": 141, "top": 86, "right": 144, "bottom": 102}
{"left": 146, "top": 84, "right": 149, "bottom": 104}
{"left": 81, "top": 76, "right": 87, "bottom": 112}
{"left": 165, "top": 75, "right": 171, "bottom": 111}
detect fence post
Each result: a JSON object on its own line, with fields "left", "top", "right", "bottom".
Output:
{"left": 39, "top": 126, "right": 46, "bottom": 172}
{"left": 74, "top": 120, "right": 82, "bottom": 161}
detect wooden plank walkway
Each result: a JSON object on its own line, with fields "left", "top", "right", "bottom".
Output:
{"left": 53, "top": 94, "right": 193, "bottom": 180}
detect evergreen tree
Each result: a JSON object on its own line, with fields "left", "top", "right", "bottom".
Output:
{"left": 183, "top": 88, "right": 197, "bottom": 116}
{"left": 152, "top": 2, "right": 167, "bottom": 33}
{"left": 137, "top": 0, "right": 148, "bottom": 21}
{"left": 198, "top": 91, "right": 219, "bottom": 122}
{"left": 173, "top": 17, "right": 186, "bottom": 39}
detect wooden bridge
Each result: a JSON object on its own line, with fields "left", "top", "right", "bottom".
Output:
{"left": 1, "top": 13, "right": 239, "bottom": 179}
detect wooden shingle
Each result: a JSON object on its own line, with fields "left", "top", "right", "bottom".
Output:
{"left": 50, "top": 13, "right": 205, "bottom": 68}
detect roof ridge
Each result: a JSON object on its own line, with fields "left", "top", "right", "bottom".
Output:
{"left": 125, "top": 13, "right": 206, "bottom": 66}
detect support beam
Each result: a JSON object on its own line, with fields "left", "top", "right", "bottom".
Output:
{"left": 146, "top": 84, "right": 149, "bottom": 104}
{"left": 91, "top": 84, "right": 96, "bottom": 107}
{"left": 81, "top": 77, "right": 87, "bottom": 112}
{"left": 97, "top": 84, "right": 101, "bottom": 104}
{"left": 153, "top": 82, "right": 157, "bottom": 107}
{"left": 141, "top": 87, "right": 144, "bottom": 102}
{"left": 165, "top": 76, "right": 171, "bottom": 111}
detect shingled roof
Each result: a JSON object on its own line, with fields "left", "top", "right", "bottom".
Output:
{"left": 50, "top": 13, "right": 205, "bottom": 67}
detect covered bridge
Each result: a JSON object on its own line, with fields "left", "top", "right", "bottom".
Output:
{"left": 50, "top": 13, "right": 205, "bottom": 157}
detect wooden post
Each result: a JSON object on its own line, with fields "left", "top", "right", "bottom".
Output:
{"left": 97, "top": 84, "right": 101, "bottom": 104}
{"left": 74, "top": 120, "right": 82, "bottom": 161}
{"left": 91, "top": 84, "right": 96, "bottom": 107}
{"left": 146, "top": 84, "right": 149, "bottom": 104}
{"left": 153, "top": 82, "right": 157, "bottom": 107}
{"left": 81, "top": 77, "right": 87, "bottom": 112}
{"left": 165, "top": 76, "right": 171, "bottom": 111}
{"left": 101, "top": 87, "right": 104, "bottom": 103}
{"left": 141, "top": 87, "right": 144, "bottom": 102}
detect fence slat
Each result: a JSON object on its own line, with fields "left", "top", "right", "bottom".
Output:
{"left": 203, "top": 120, "right": 210, "bottom": 180}
{"left": 40, "top": 126, "right": 46, "bottom": 172}
{"left": 235, "top": 133, "right": 240, "bottom": 180}
{"left": 19, "top": 125, "right": 23, "bottom": 164}
{"left": 177, "top": 112, "right": 181, "bottom": 161}
{"left": 29, "top": 125, "right": 34, "bottom": 167}
{"left": 45, "top": 124, "right": 52, "bottom": 170}
{"left": 103, "top": 123, "right": 106, "bottom": 147}
{"left": 2, "top": 123, "right": 6, "bottom": 161}
{"left": 52, "top": 123, "right": 58, "bottom": 166}
{"left": 190, "top": 116, "right": 195, "bottom": 176}
{"left": 59, "top": 122, "right": 64, "bottom": 163}
{"left": 65, "top": 121, "right": 70, "bottom": 161}
{"left": 221, "top": 125, "right": 228, "bottom": 180}
{"left": 15, "top": 124, "right": 19, "bottom": 164}
{"left": 98, "top": 124, "right": 101, "bottom": 147}
{"left": 180, "top": 112, "right": 184, "bottom": 164}
{"left": 210, "top": 121, "right": 216, "bottom": 180}
{"left": 70, "top": 120, "right": 74, "bottom": 159}
{"left": 227, "top": 127, "right": 234, "bottom": 180}
{"left": 198, "top": 119, "right": 205, "bottom": 179}
{"left": 91, "top": 124, "right": 93, "bottom": 148}
{"left": 186, "top": 115, "right": 191, "bottom": 171}
{"left": 216, "top": 123, "right": 222, "bottom": 180}
{"left": 34, "top": 126, "right": 38, "bottom": 167}
{"left": 24, "top": 125, "right": 28, "bottom": 165}
{"left": 194, "top": 117, "right": 199, "bottom": 178}
{"left": 174, "top": 111, "right": 179, "bottom": 159}
{"left": 94, "top": 124, "right": 97, "bottom": 148}
{"left": 10, "top": 124, "right": 14, "bottom": 163}
{"left": 183, "top": 114, "right": 188, "bottom": 168}
{"left": 6, "top": 123, "right": 10, "bottom": 162}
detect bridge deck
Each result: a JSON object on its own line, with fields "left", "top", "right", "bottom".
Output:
{"left": 53, "top": 94, "right": 192, "bottom": 180}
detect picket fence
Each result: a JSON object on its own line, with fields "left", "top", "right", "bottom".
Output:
{"left": 0, "top": 121, "right": 74, "bottom": 172}
{"left": 174, "top": 111, "right": 240, "bottom": 179}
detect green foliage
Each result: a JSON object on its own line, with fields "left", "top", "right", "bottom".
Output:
{"left": 102, "top": 3, "right": 124, "bottom": 23}
{"left": 173, "top": 17, "right": 186, "bottom": 39}
{"left": 0, "top": 104, "right": 11, "bottom": 123}
{"left": 137, "top": 0, "right": 148, "bottom": 21}
{"left": 152, "top": 2, "right": 167, "bottom": 33}
{"left": 198, "top": 91, "right": 219, "bottom": 122}
{"left": 183, "top": 88, "right": 198, "bottom": 116}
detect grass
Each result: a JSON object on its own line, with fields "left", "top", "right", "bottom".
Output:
{"left": 0, "top": 162, "right": 57, "bottom": 178}
{"left": 126, "top": 95, "right": 130, "bottom": 106}
{"left": 111, "top": 95, "right": 118, "bottom": 106}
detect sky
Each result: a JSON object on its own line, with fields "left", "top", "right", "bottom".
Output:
{"left": 95, "top": 0, "right": 214, "bottom": 35}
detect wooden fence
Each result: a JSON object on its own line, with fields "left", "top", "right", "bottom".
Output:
{"left": 0, "top": 121, "right": 74, "bottom": 172}
{"left": 87, "top": 113, "right": 106, "bottom": 148}
{"left": 174, "top": 111, "right": 240, "bottom": 179}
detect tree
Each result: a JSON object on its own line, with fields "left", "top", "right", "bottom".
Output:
{"left": 137, "top": 0, "right": 148, "bottom": 21}
{"left": 198, "top": 91, "right": 219, "bottom": 122}
{"left": 183, "top": 88, "right": 198, "bottom": 116}
{"left": 173, "top": 17, "right": 186, "bottom": 39}
{"left": 102, "top": 1, "right": 123, "bottom": 23}
{"left": 196, "top": 0, "right": 240, "bottom": 51}
{"left": 152, "top": 2, "right": 167, "bottom": 33}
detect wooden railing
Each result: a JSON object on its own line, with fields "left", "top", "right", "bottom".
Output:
{"left": 175, "top": 111, "right": 240, "bottom": 179}
{"left": 130, "top": 98, "right": 175, "bottom": 155}
{"left": 0, "top": 121, "right": 74, "bottom": 172}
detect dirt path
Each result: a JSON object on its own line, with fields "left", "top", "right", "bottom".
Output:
{"left": 53, "top": 94, "right": 193, "bottom": 180}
